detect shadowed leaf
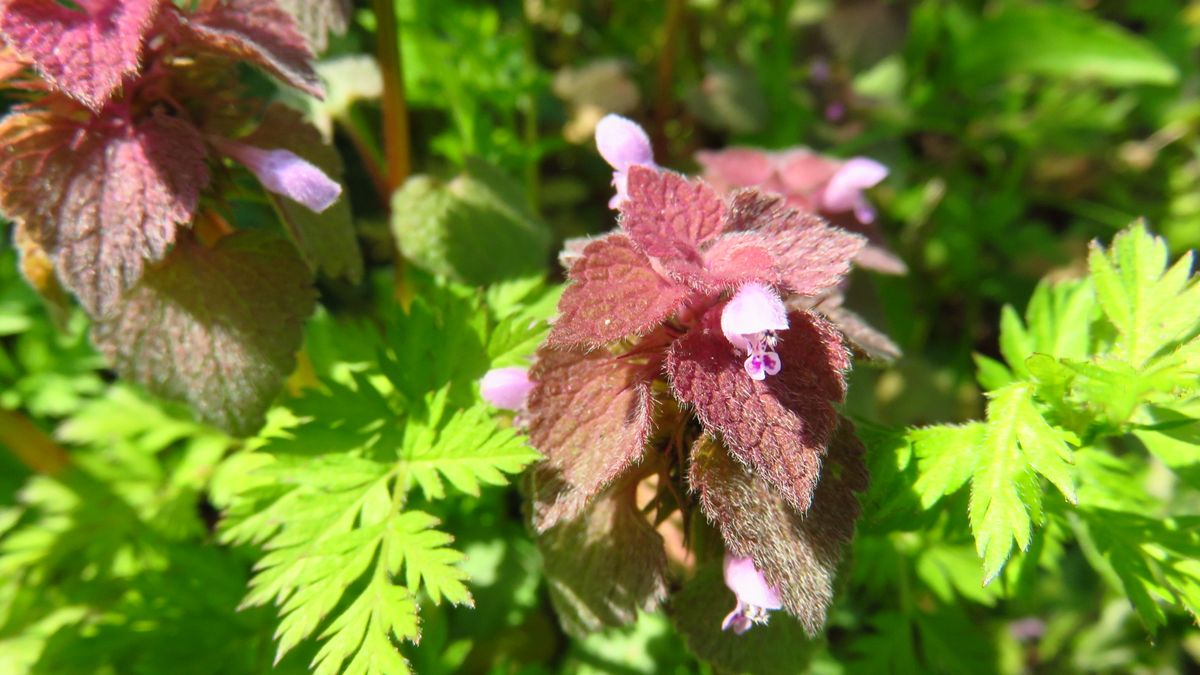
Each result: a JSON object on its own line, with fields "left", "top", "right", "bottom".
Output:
{"left": 91, "top": 231, "right": 315, "bottom": 436}
{"left": 688, "top": 421, "right": 867, "bottom": 635}
{"left": 538, "top": 485, "right": 668, "bottom": 636}
{"left": 527, "top": 346, "right": 654, "bottom": 531}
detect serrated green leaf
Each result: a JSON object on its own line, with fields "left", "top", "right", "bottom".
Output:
{"left": 968, "top": 384, "right": 1075, "bottom": 583}
{"left": 1088, "top": 222, "right": 1200, "bottom": 369}
{"left": 401, "top": 398, "right": 539, "bottom": 500}
{"left": 998, "top": 304, "right": 1034, "bottom": 379}
{"left": 386, "top": 512, "right": 472, "bottom": 607}
{"left": 911, "top": 423, "right": 983, "bottom": 508}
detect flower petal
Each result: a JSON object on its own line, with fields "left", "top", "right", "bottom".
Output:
{"left": 723, "top": 555, "right": 783, "bottom": 611}
{"left": 820, "top": 157, "right": 887, "bottom": 213}
{"left": 595, "top": 114, "right": 654, "bottom": 171}
{"left": 721, "top": 282, "right": 788, "bottom": 347}
{"left": 480, "top": 367, "right": 535, "bottom": 410}
{"left": 215, "top": 139, "right": 342, "bottom": 213}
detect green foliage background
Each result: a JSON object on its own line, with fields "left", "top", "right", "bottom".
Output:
{"left": 3, "top": 0, "right": 1200, "bottom": 673}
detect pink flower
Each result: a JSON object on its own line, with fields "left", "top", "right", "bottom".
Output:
{"left": 480, "top": 367, "right": 535, "bottom": 411}
{"left": 721, "top": 554, "right": 782, "bottom": 635}
{"left": 818, "top": 157, "right": 888, "bottom": 224}
{"left": 595, "top": 114, "right": 657, "bottom": 208}
{"left": 721, "top": 283, "right": 788, "bottom": 381}
{"left": 212, "top": 138, "right": 342, "bottom": 213}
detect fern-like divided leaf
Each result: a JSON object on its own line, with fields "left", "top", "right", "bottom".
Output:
{"left": 219, "top": 385, "right": 537, "bottom": 673}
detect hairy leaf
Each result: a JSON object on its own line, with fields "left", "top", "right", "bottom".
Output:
{"left": 621, "top": 166, "right": 725, "bottom": 268}
{"left": 538, "top": 485, "right": 668, "bottom": 636}
{"left": 547, "top": 234, "right": 688, "bottom": 349}
{"left": 240, "top": 103, "right": 362, "bottom": 282}
{"left": 740, "top": 215, "right": 865, "bottom": 297}
{"left": 0, "top": 0, "right": 160, "bottom": 110}
{"left": 689, "top": 421, "right": 867, "bottom": 635}
{"left": 181, "top": 0, "right": 322, "bottom": 98}
{"left": 91, "top": 231, "right": 315, "bottom": 436}
{"left": 669, "top": 306, "right": 849, "bottom": 512}
{"left": 526, "top": 346, "right": 654, "bottom": 530}
{"left": 392, "top": 158, "right": 552, "bottom": 286}
{"left": 0, "top": 110, "right": 210, "bottom": 317}
{"left": 805, "top": 291, "right": 901, "bottom": 363}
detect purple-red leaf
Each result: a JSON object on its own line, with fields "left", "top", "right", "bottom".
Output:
{"left": 621, "top": 166, "right": 725, "bottom": 270}
{"left": 274, "top": 0, "right": 350, "bottom": 52}
{"left": 181, "top": 0, "right": 322, "bottom": 98}
{"left": 689, "top": 422, "right": 867, "bottom": 635}
{"left": 728, "top": 217, "right": 864, "bottom": 297}
{"left": 0, "top": 109, "right": 209, "bottom": 317}
{"left": 527, "top": 346, "right": 655, "bottom": 531}
{"left": 91, "top": 231, "right": 316, "bottom": 436}
{"left": 236, "top": 103, "right": 361, "bottom": 281}
{"left": 547, "top": 234, "right": 688, "bottom": 349}
{"left": 802, "top": 292, "right": 901, "bottom": 363}
{"left": 0, "top": 0, "right": 160, "bottom": 110}
{"left": 668, "top": 306, "right": 849, "bottom": 512}
{"left": 538, "top": 484, "right": 668, "bottom": 636}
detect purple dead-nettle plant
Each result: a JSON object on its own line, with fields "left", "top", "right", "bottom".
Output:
{"left": 487, "top": 116, "right": 876, "bottom": 638}
{"left": 696, "top": 146, "right": 904, "bottom": 275}
{"left": 0, "top": 0, "right": 357, "bottom": 434}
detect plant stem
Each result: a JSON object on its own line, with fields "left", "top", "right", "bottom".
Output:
{"left": 0, "top": 408, "right": 69, "bottom": 475}
{"left": 653, "top": 0, "right": 685, "bottom": 157}
{"left": 373, "top": 0, "right": 411, "bottom": 192}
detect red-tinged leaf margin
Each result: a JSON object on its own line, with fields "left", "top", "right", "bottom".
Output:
{"left": 620, "top": 166, "right": 726, "bottom": 273}
{"left": 179, "top": 0, "right": 323, "bottom": 98}
{"left": 537, "top": 483, "right": 668, "bottom": 636}
{"left": 689, "top": 420, "right": 868, "bottom": 635}
{"left": 238, "top": 103, "right": 362, "bottom": 282}
{"left": 526, "top": 346, "right": 656, "bottom": 531}
{"left": 0, "top": 108, "right": 210, "bottom": 317}
{"left": 667, "top": 305, "right": 850, "bottom": 513}
{"left": 547, "top": 233, "right": 688, "bottom": 349}
{"left": 91, "top": 230, "right": 316, "bottom": 436}
{"left": 0, "top": 0, "right": 160, "bottom": 110}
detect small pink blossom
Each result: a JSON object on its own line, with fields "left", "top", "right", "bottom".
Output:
{"left": 212, "top": 138, "right": 342, "bottom": 213}
{"left": 594, "top": 113, "right": 657, "bottom": 208}
{"left": 721, "top": 554, "right": 782, "bottom": 635}
{"left": 819, "top": 157, "right": 888, "bottom": 224}
{"left": 721, "top": 283, "right": 788, "bottom": 380}
{"left": 480, "top": 367, "right": 535, "bottom": 411}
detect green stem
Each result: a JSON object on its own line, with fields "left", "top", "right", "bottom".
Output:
{"left": 373, "top": 0, "right": 411, "bottom": 192}
{"left": 0, "top": 407, "right": 69, "bottom": 475}
{"left": 653, "top": 0, "right": 685, "bottom": 156}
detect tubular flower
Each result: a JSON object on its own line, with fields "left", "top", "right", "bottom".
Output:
{"left": 595, "top": 113, "right": 657, "bottom": 208}
{"left": 480, "top": 366, "right": 535, "bottom": 411}
{"left": 721, "top": 282, "right": 788, "bottom": 380}
{"left": 212, "top": 138, "right": 342, "bottom": 213}
{"left": 721, "top": 555, "right": 783, "bottom": 635}
{"left": 819, "top": 157, "right": 888, "bottom": 224}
